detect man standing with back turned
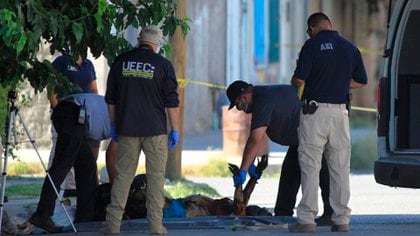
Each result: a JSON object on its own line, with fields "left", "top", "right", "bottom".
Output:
{"left": 289, "top": 13, "right": 367, "bottom": 233}
{"left": 104, "top": 25, "right": 180, "bottom": 235}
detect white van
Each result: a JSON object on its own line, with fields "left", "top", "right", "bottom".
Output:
{"left": 375, "top": 0, "right": 420, "bottom": 188}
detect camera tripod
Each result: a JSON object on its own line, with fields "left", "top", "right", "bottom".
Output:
{"left": 0, "top": 91, "right": 77, "bottom": 233}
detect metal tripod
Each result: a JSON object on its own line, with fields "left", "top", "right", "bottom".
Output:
{"left": 0, "top": 91, "right": 77, "bottom": 233}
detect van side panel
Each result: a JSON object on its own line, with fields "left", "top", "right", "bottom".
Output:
{"left": 377, "top": 77, "right": 390, "bottom": 138}
{"left": 375, "top": 0, "right": 420, "bottom": 188}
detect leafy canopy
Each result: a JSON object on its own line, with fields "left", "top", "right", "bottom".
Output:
{"left": 0, "top": 0, "right": 190, "bottom": 93}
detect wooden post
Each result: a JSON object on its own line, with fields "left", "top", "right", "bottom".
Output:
{"left": 166, "top": 0, "right": 186, "bottom": 180}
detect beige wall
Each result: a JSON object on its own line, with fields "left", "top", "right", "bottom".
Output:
{"left": 184, "top": 0, "right": 227, "bottom": 134}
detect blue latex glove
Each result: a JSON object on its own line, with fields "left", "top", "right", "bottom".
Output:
{"left": 248, "top": 164, "right": 261, "bottom": 179}
{"left": 110, "top": 123, "right": 118, "bottom": 142}
{"left": 233, "top": 170, "right": 247, "bottom": 187}
{"left": 168, "top": 130, "right": 179, "bottom": 150}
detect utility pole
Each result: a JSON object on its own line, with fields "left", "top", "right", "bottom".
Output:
{"left": 166, "top": 0, "right": 186, "bottom": 180}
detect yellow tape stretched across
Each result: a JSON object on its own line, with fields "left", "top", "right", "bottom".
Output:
{"left": 351, "top": 106, "right": 377, "bottom": 113}
{"left": 177, "top": 78, "right": 227, "bottom": 90}
{"left": 177, "top": 78, "right": 377, "bottom": 113}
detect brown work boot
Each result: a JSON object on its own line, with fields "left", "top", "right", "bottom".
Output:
{"left": 149, "top": 225, "right": 167, "bottom": 235}
{"left": 288, "top": 223, "right": 316, "bottom": 233}
{"left": 102, "top": 222, "right": 121, "bottom": 235}
{"left": 331, "top": 224, "right": 349, "bottom": 232}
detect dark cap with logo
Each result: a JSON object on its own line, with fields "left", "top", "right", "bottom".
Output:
{"left": 227, "top": 80, "right": 252, "bottom": 110}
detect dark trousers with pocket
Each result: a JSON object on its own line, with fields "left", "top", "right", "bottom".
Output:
{"left": 274, "top": 145, "right": 333, "bottom": 216}
{"left": 35, "top": 101, "right": 97, "bottom": 222}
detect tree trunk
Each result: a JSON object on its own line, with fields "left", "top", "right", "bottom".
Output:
{"left": 166, "top": 0, "right": 187, "bottom": 180}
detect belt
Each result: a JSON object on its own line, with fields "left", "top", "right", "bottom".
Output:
{"left": 317, "top": 103, "right": 347, "bottom": 109}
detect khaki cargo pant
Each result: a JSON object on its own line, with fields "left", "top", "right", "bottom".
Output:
{"left": 105, "top": 135, "right": 167, "bottom": 233}
{"left": 297, "top": 105, "right": 351, "bottom": 225}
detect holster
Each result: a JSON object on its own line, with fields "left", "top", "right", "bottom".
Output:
{"left": 302, "top": 100, "right": 318, "bottom": 115}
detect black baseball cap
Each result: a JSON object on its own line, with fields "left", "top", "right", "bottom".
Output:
{"left": 227, "top": 80, "right": 251, "bottom": 110}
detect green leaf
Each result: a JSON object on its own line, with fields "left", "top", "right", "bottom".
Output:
{"left": 95, "top": 0, "right": 107, "bottom": 32}
{"left": 16, "top": 35, "right": 27, "bottom": 53}
{"left": 72, "top": 22, "right": 83, "bottom": 43}
{"left": 50, "top": 16, "right": 58, "bottom": 36}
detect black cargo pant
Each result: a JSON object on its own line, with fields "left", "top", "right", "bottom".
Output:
{"left": 35, "top": 101, "right": 97, "bottom": 222}
{"left": 274, "top": 145, "right": 333, "bottom": 216}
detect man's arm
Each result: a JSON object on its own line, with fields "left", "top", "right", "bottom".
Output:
{"left": 167, "top": 107, "right": 180, "bottom": 131}
{"left": 291, "top": 76, "right": 305, "bottom": 100}
{"left": 291, "top": 76, "right": 304, "bottom": 87}
{"left": 350, "top": 79, "right": 366, "bottom": 89}
{"left": 90, "top": 80, "right": 99, "bottom": 94}
{"left": 50, "top": 92, "right": 58, "bottom": 108}
{"left": 240, "top": 126, "right": 268, "bottom": 171}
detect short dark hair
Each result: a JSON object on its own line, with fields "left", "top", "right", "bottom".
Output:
{"left": 307, "top": 12, "right": 331, "bottom": 27}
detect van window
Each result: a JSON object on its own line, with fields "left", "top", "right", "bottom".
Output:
{"left": 396, "top": 10, "right": 420, "bottom": 149}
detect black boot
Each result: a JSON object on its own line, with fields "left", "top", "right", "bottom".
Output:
{"left": 315, "top": 213, "right": 333, "bottom": 226}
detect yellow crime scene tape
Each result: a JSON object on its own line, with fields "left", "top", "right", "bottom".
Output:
{"left": 176, "top": 78, "right": 377, "bottom": 113}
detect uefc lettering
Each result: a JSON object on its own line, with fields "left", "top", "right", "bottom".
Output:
{"left": 122, "top": 61, "right": 155, "bottom": 73}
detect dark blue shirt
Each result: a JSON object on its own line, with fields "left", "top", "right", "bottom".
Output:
{"left": 105, "top": 47, "right": 179, "bottom": 137}
{"left": 52, "top": 55, "right": 97, "bottom": 93}
{"left": 251, "top": 85, "right": 301, "bottom": 146}
{"left": 293, "top": 30, "right": 368, "bottom": 103}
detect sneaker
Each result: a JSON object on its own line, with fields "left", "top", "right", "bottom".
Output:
{"left": 315, "top": 214, "right": 333, "bottom": 226}
{"left": 288, "top": 223, "right": 316, "bottom": 233}
{"left": 331, "top": 224, "right": 349, "bottom": 232}
{"left": 63, "top": 189, "right": 77, "bottom": 197}
{"left": 29, "top": 213, "right": 63, "bottom": 233}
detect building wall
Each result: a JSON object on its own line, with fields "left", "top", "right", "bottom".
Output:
{"left": 184, "top": 0, "right": 227, "bottom": 134}
{"left": 279, "top": 0, "right": 309, "bottom": 84}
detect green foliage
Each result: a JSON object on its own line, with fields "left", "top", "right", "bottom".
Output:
{"left": 351, "top": 133, "right": 377, "bottom": 170}
{"left": 165, "top": 179, "right": 220, "bottom": 198}
{"left": 7, "top": 161, "right": 44, "bottom": 176}
{"left": 350, "top": 116, "right": 376, "bottom": 129}
{"left": 0, "top": 87, "right": 9, "bottom": 143}
{"left": 187, "top": 158, "right": 232, "bottom": 177}
{"left": 6, "top": 183, "right": 42, "bottom": 196}
{"left": 4, "top": 177, "right": 219, "bottom": 198}
{"left": 0, "top": 0, "right": 190, "bottom": 92}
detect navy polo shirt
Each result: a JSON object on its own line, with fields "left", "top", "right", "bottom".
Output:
{"left": 52, "top": 55, "right": 97, "bottom": 93}
{"left": 293, "top": 30, "right": 368, "bottom": 103}
{"left": 251, "top": 85, "right": 301, "bottom": 146}
{"left": 105, "top": 47, "right": 179, "bottom": 137}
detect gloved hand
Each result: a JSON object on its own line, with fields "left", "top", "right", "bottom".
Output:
{"left": 248, "top": 164, "right": 261, "bottom": 179}
{"left": 168, "top": 130, "right": 179, "bottom": 150}
{"left": 110, "top": 123, "right": 118, "bottom": 142}
{"left": 233, "top": 170, "right": 247, "bottom": 187}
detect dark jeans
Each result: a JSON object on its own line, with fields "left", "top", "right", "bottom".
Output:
{"left": 35, "top": 101, "right": 97, "bottom": 222}
{"left": 274, "top": 145, "right": 333, "bottom": 216}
